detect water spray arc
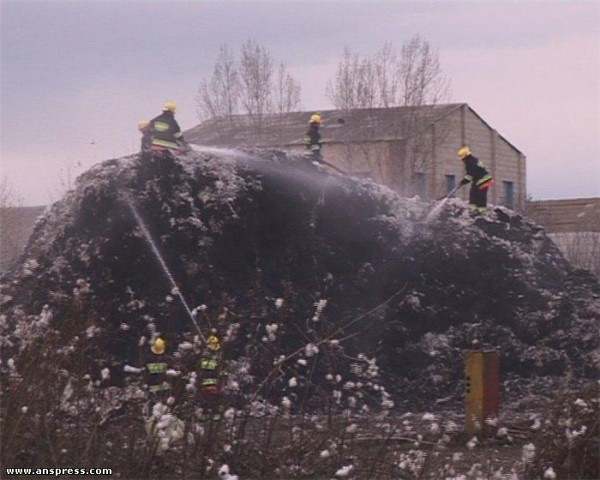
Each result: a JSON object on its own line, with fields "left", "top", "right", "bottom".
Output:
{"left": 124, "top": 195, "right": 205, "bottom": 341}
{"left": 425, "top": 183, "right": 465, "bottom": 222}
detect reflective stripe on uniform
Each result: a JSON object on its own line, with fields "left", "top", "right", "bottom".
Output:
{"left": 149, "top": 382, "right": 171, "bottom": 393}
{"left": 147, "top": 362, "right": 167, "bottom": 374}
{"left": 201, "top": 359, "right": 218, "bottom": 370}
{"left": 152, "top": 138, "right": 179, "bottom": 149}
{"left": 153, "top": 121, "right": 170, "bottom": 132}
{"left": 201, "top": 378, "right": 218, "bottom": 386}
{"left": 476, "top": 173, "right": 493, "bottom": 187}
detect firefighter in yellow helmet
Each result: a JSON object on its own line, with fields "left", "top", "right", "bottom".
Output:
{"left": 457, "top": 146, "right": 494, "bottom": 212}
{"left": 197, "top": 329, "right": 224, "bottom": 421}
{"left": 303, "top": 113, "right": 323, "bottom": 162}
{"left": 144, "top": 336, "right": 172, "bottom": 404}
{"left": 143, "top": 335, "right": 184, "bottom": 460}
{"left": 148, "top": 101, "right": 185, "bottom": 154}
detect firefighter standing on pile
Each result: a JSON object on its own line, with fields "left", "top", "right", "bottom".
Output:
{"left": 148, "top": 101, "right": 186, "bottom": 154}
{"left": 197, "top": 329, "right": 224, "bottom": 421}
{"left": 457, "top": 146, "right": 494, "bottom": 212}
{"left": 304, "top": 113, "right": 323, "bottom": 162}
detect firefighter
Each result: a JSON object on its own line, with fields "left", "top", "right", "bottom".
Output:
{"left": 457, "top": 146, "right": 494, "bottom": 212}
{"left": 303, "top": 113, "right": 323, "bottom": 162}
{"left": 148, "top": 101, "right": 185, "bottom": 154}
{"left": 197, "top": 329, "right": 224, "bottom": 421}
{"left": 143, "top": 336, "right": 184, "bottom": 459}
{"left": 138, "top": 118, "right": 152, "bottom": 153}
{"left": 144, "top": 336, "right": 172, "bottom": 408}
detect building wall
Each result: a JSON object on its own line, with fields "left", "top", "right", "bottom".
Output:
{"left": 430, "top": 107, "right": 525, "bottom": 207}
{"left": 431, "top": 110, "right": 464, "bottom": 200}
{"left": 290, "top": 142, "right": 394, "bottom": 185}
{"left": 287, "top": 106, "right": 526, "bottom": 207}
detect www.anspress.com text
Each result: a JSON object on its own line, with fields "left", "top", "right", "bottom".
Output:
{"left": 4, "top": 467, "right": 112, "bottom": 476}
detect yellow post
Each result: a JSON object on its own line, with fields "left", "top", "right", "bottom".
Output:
{"left": 465, "top": 351, "right": 484, "bottom": 435}
{"left": 464, "top": 350, "right": 499, "bottom": 436}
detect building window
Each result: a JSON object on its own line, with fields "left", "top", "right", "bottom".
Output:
{"left": 445, "top": 174, "right": 456, "bottom": 194}
{"left": 503, "top": 181, "right": 514, "bottom": 209}
{"left": 414, "top": 173, "right": 426, "bottom": 198}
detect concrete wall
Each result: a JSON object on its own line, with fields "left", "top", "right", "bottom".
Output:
{"left": 549, "top": 232, "right": 600, "bottom": 278}
{"left": 431, "top": 109, "right": 465, "bottom": 200}
{"left": 287, "top": 106, "right": 526, "bottom": 207}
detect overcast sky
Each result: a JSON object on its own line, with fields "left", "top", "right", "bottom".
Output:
{"left": 1, "top": 1, "right": 599, "bottom": 206}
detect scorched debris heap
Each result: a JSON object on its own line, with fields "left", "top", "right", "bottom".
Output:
{"left": 1, "top": 149, "right": 598, "bottom": 415}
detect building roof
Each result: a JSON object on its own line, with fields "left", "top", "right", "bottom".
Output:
{"left": 527, "top": 198, "right": 600, "bottom": 233}
{"left": 185, "top": 103, "right": 468, "bottom": 148}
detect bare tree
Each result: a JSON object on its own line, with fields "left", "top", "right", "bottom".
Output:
{"left": 196, "top": 40, "right": 302, "bottom": 144}
{"left": 0, "top": 176, "right": 17, "bottom": 208}
{"left": 326, "top": 47, "right": 377, "bottom": 110}
{"left": 326, "top": 36, "right": 451, "bottom": 196}
{"left": 272, "top": 63, "right": 302, "bottom": 144}
{"left": 239, "top": 39, "right": 273, "bottom": 130}
{"left": 273, "top": 63, "right": 302, "bottom": 118}
{"left": 196, "top": 44, "right": 240, "bottom": 121}
{"left": 399, "top": 35, "right": 449, "bottom": 107}
{"left": 375, "top": 41, "right": 400, "bottom": 108}
{"left": 0, "top": 175, "right": 26, "bottom": 273}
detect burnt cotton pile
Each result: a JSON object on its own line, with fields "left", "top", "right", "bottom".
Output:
{"left": 1, "top": 149, "right": 598, "bottom": 416}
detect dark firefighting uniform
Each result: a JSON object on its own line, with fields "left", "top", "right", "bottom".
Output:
{"left": 145, "top": 350, "right": 171, "bottom": 404}
{"left": 149, "top": 111, "right": 184, "bottom": 152}
{"left": 197, "top": 335, "right": 223, "bottom": 420}
{"left": 303, "top": 124, "right": 322, "bottom": 161}
{"left": 461, "top": 154, "right": 494, "bottom": 209}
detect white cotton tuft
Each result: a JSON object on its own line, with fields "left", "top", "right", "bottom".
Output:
{"left": 544, "top": 467, "right": 557, "bottom": 479}
{"left": 522, "top": 443, "right": 536, "bottom": 463}
{"left": 218, "top": 464, "right": 239, "bottom": 480}
{"left": 335, "top": 464, "right": 354, "bottom": 477}
{"left": 345, "top": 423, "right": 358, "bottom": 433}
{"left": 305, "top": 343, "right": 319, "bottom": 356}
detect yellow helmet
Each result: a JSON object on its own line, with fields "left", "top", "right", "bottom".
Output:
{"left": 309, "top": 113, "right": 322, "bottom": 124}
{"left": 138, "top": 118, "right": 149, "bottom": 131}
{"left": 206, "top": 334, "right": 221, "bottom": 352}
{"left": 457, "top": 146, "right": 471, "bottom": 159}
{"left": 151, "top": 336, "right": 165, "bottom": 355}
{"left": 162, "top": 101, "right": 177, "bottom": 113}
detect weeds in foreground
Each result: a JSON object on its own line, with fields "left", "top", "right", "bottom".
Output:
{"left": 2, "top": 295, "right": 598, "bottom": 479}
